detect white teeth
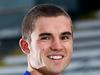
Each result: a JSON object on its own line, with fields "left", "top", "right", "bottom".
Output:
{"left": 48, "top": 56, "right": 63, "bottom": 60}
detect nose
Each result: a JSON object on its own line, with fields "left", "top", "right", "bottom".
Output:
{"left": 50, "top": 39, "right": 63, "bottom": 51}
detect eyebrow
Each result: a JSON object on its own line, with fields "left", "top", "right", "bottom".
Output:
{"left": 39, "top": 33, "right": 52, "bottom": 37}
{"left": 61, "top": 32, "right": 72, "bottom": 36}
{"left": 39, "top": 32, "right": 72, "bottom": 37}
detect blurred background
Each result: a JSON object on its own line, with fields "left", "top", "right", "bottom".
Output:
{"left": 0, "top": 0, "right": 100, "bottom": 75}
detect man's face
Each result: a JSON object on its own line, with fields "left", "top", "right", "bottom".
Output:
{"left": 30, "top": 15, "right": 73, "bottom": 74}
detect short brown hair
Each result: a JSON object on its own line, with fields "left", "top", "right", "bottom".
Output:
{"left": 21, "top": 4, "right": 71, "bottom": 40}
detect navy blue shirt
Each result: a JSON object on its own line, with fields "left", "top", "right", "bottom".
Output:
{"left": 23, "top": 71, "right": 31, "bottom": 75}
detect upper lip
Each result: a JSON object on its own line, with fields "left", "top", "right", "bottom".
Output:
{"left": 47, "top": 53, "right": 65, "bottom": 57}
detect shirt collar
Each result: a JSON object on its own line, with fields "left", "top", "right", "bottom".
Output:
{"left": 23, "top": 71, "right": 31, "bottom": 75}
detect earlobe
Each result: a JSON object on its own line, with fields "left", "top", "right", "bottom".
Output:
{"left": 19, "top": 38, "right": 30, "bottom": 55}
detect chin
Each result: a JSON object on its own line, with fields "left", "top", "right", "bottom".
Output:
{"left": 47, "top": 64, "right": 66, "bottom": 74}
{"left": 39, "top": 65, "right": 64, "bottom": 75}
{"left": 50, "top": 62, "right": 70, "bottom": 74}
{"left": 51, "top": 69, "right": 63, "bottom": 74}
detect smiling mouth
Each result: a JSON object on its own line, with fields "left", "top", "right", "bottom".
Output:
{"left": 47, "top": 55, "right": 64, "bottom": 60}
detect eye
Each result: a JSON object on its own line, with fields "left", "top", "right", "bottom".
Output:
{"left": 40, "top": 36, "right": 50, "bottom": 40}
{"left": 61, "top": 36, "right": 69, "bottom": 40}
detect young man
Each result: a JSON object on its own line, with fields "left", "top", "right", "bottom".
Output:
{"left": 19, "top": 4, "right": 73, "bottom": 75}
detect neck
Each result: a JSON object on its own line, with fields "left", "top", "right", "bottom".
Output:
{"left": 27, "top": 60, "right": 62, "bottom": 75}
{"left": 27, "top": 65, "right": 61, "bottom": 75}
{"left": 28, "top": 66, "right": 61, "bottom": 75}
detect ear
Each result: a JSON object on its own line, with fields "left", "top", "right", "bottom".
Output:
{"left": 19, "top": 38, "right": 30, "bottom": 55}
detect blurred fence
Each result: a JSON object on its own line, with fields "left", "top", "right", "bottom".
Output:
{"left": 63, "top": 19, "right": 100, "bottom": 75}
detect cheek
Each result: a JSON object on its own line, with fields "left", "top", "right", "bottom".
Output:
{"left": 37, "top": 40, "right": 51, "bottom": 47}
{"left": 36, "top": 42, "right": 51, "bottom": 54}
{"left": 64, "top": 42, "right": 73, "bottom": 53}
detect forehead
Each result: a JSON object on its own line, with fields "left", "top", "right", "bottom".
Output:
{"left": 33, "top": 16, "right": 72, "bottom": 34}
